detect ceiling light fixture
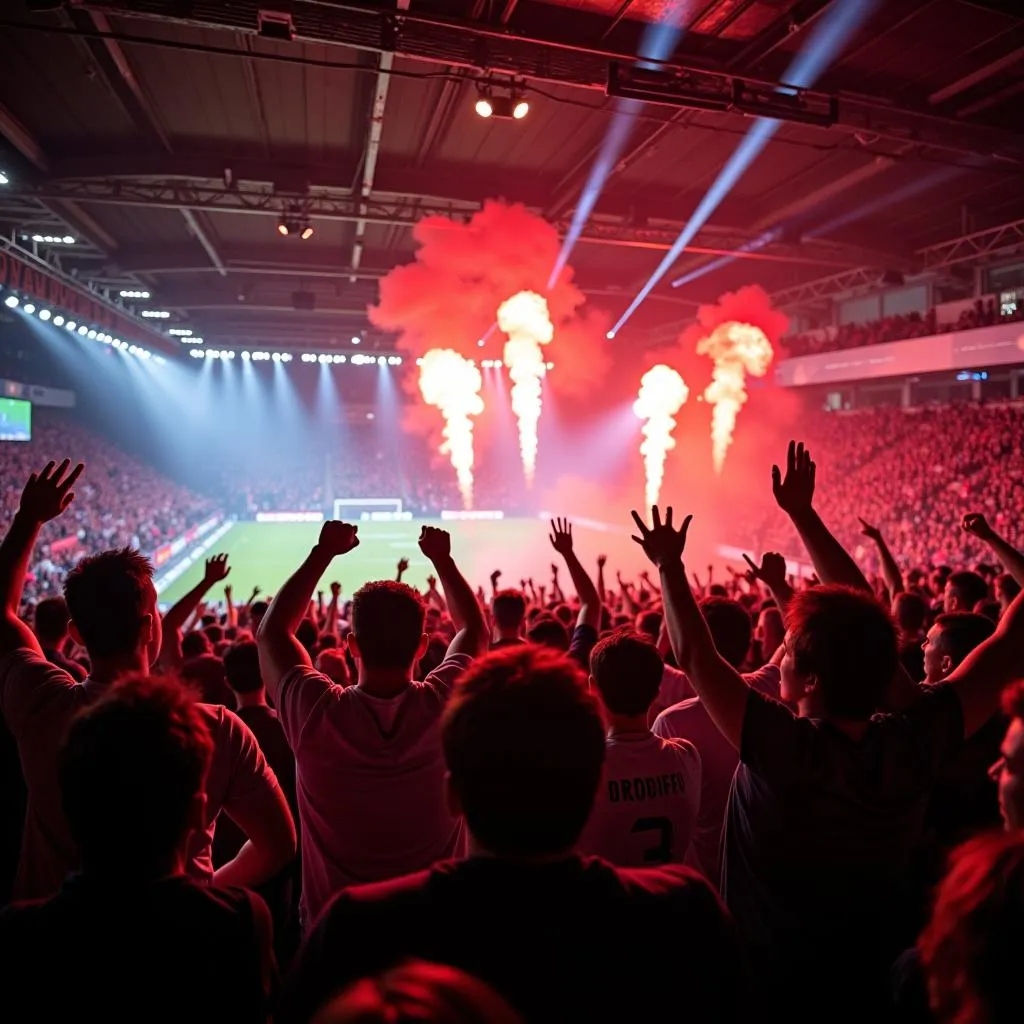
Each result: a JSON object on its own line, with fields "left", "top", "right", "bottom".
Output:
{"left": 474, "top": 79, "right": 529, "bottom": 120}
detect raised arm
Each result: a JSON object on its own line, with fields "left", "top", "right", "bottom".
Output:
{"left": 632, "top": 506, "right": 750, "bottom": 751}
{"left": 774, "top": 440, "right": 871, "bottom": 594}
{"left": 947, "top": 588, "right": 1024, "bottom": 737}
{"left": 550, "top": 564, "right": 566, "bottom": 603}
{"left": 549, "top": 518, "right": 601, "bottom": 631}
{"left": 858, "top": 518, "right": 905, "bottom": 599}
{"left": 742, "top": 551, "right": 795, "bottom": 617}
{"left": 158, "top": 554, "right": 231, "bottom": 668}
{"left": 325, "top": 581, "right": 341, "bottom": 636}
{"left": 0, "top": 460, "right": 83, "bottom": 658}
{"left": 396, "top": 557, "right": 409, "bottom": 584}
{"left": 596, "top": 555, "right": 607, "bottom": 605}
{"left": 418, "top": 526, "right": 487, "bottom": 659}
{"left": 224, "top": 584, "right": 237, "bottom": 629}
{"left": 257, "top": 521, "right": 360, "bottom": 703}
{"left": 962, "top": 512, "right": 1024, "bottom": 588}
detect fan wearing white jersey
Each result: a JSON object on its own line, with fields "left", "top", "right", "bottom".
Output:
{"left": 577, "top": 628, "right": 701, "bottom": 868}
{"left": 257, "top": 521, "right": 488, "bottom": 926}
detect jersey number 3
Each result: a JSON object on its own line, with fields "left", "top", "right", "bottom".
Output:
{"left": 631, "top": 816, "right": 673, "bottom": 865}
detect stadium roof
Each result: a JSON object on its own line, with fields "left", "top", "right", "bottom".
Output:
{"left": 0, "top": 0, "right": 1023, "bottom": 355}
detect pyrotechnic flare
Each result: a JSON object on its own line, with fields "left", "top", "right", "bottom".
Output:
{"left": 418, "top": 349, "right": 484, "bottom": 509}
{"left": 633, "top": 365, "right": 689, "bottom": 509}
{"left": 697, "top": 321, "right": 773, "bottom": 473}
{"left": 497, "top": 290, "right": 554, "bottom": 486}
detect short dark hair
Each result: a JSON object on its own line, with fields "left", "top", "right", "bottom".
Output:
{"left": 947, "top": 571, "right": 989, "bottom": 611}
{"left": 443, "top": 646, "right": 604, "bottom": 857}
{"left": 590, "top": 628, "right": 663, "bottom": 716}
{"left": 181, "top": 630, "right": 211, "bottom": 659}
{"left": 204, "top": 624, "right": 224, "bottom": 645}
{"left": 60, "top": 674, "right": 212, "bottom": 873}
{"left": 223, "top": 641, "right": 263, "bottom": 694}
{"left": 34, "top": 596, "right": 70, "bottom": 641}
{"left": 933, "top": 612, "right": 996, "bottom": 668}
{"left": 250, "top": 600, "right": 269, "bottom": 620}
{"left": 351, "top": 581, "right": 425, "bottom": 670}
{"left": 492, "top": 590, "right": 526, "bottom": 632}
{"left": 893, "top": 591, "right": 928, "bottom": 634}
{"left": 553, "top": 603, "right": 573, "bottom": 627}
{"left": 700, "top": 597, "right": 752, "bottom": 669}
{"left": 974, "top": 600, "right": 1002, "bottom": 624}
{"left": 786, "top": 585, "right": 898, "bottom": 720}
{"left": 63, "top": 548, "right": 154, "bottom": 658}
{"left": 636, "top": 610, "right": 662, "bottom": 641}
{"left": 996, "top": 573, "right": 1022, "bottom": 603}
{"left": 526, "top": 614, "right": 569, "bottom": 651}
{"left": 296, "top": 618, "right": 318, "bottom": 655}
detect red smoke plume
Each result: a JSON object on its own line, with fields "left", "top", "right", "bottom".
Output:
{"left": 370, "top": 200, "right": 610, "bottom": 402}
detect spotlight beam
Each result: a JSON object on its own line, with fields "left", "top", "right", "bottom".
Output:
{"left": 610, "top": 0, "right": 879, "bottom": 334}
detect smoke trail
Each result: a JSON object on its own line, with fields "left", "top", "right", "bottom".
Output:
{"left": 497, "top": 290, "right": 554, "bottom": 487}
{"left": 697, "top": 322, "right": 773, "bottom": 473}
{"left": 418, "top": 349, "right": 484, "bottom": 508}
{"left": 634, "top": 364, "right": 689, "bottom": 508}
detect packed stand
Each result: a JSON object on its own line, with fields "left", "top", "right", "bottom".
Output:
{"left": 0, "top": 412, "right": 216, "bottom": 607}
{"left": 783, "top": 296, "right": 1023, "bottom": 357}
{"left": 2, "top": 425, "right": 1024, "bottom": 1023}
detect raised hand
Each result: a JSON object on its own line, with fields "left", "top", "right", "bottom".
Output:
{"left": 248, "top": 585, "right": 262, "bottom": 602}
{"left": 426, "top": 574, "right": 438, "bottom": 590}
{"left": 224, "top": 584, "right": 233, "bottom": 601}
{"left": 597, "top": 554, "right": 607, "bottom": 569}
{"left": 742, "top": 551, "right": 788, "bottom": 592}
{"left": 318, "top": 521, "right": 360, "bottom": 557}
{"left": 858, "top": 517, "right": 883, "bottom": 543}
{"left": 397, "top": 556, "right": 410, "bottom": 574}
{"left": 631, "top": 506, "right": 692, "bottom": 569}
{"left": 330, "top": 581, "right": 342, "bottom": 598}
{"left": 551, "top": 563, "right": 559, "bottom": 577}
{"left": 490, "top": 569, "right": 502, "bottom": 588}
{"left": 962, "top": 512, "right": 994, "bottom": 541}
{"left": 519, "top": 578, "right": 527, "bottom": 590}
{"left": 548, "top": 517, "right": 574, "bottom": 556}
{"left": 203, "top": 553, "right": 231, "bottom": 585}
{"left": 18, "top": 459, "right": 84, "bottom": 525}
{"left": 418, "top": 526, "right": 451, "bottom": 563}
{"left": 772, "top": 440, "right": 816, "bottom": 516}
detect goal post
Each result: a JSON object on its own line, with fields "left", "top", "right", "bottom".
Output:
{"left": 332, "top": 498, "right": 408, "bottom": 521}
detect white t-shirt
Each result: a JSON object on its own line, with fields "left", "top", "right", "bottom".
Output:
{"left": 652, "top": 663, "right": 781, "bottom": 883}
{"left": 577, "top": 731, "right": 701, "bottom": 869}
{"left": 276, "top": 654, "right": 473, "bottom": 924}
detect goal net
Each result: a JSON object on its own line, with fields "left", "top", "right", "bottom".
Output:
{"left": 332, "top": 498, "right": 408, "bottom": 521}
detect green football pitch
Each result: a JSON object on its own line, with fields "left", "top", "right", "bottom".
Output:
{"left": 157, "top": 518, "right": 631, "bottom": 606}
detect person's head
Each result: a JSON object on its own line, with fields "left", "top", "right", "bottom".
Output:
{"left": 313, "top": 961, "right": 522, "bottom": 1024}
{"left": 316, "top": 647, "right": 352, "bottom": 687}
{"left": 526, "top": 614, "right": 569, "bottom": 652}
{"left": 995, "top": 573, "right": 1021, "bottom": 611}
{"left": 416, "top": 633, "right": 449, "bottom": 681}
{"left": 349, "top": 581, "right": 426, "bottom": 673}
{"left": 923, "top": 613, "right": 996, "bottom": 685}
{"left": 635, "top": 609, "right": 662, "bottom": 641}
{"left": 919, "top": 832, "right": 1024, "bottom": 1024}
{"left": 491, "top": 589, "right": 526, "bottom": 636}
{"left": 944, "top": 570, "right": 989, "bottom": 614}
{"left": 974, "top": 599, "right": 1002, "bottom": 624}
{"left": 34, "top": 596, "right": 72, "bottom": 646}
{"left": 204, "top": 624, "right": 224, "bottom": 646}
{"left": 223, "top": 641, "right": 263, "bottom": 694}
{"left": 590, "top": 628, "right": 663, "bottom": 719}
{"left": 552, "top": 603, "right": 573, "bottom": 627}
{"left": 992, "top": 682, "right": 1024, "bottom": 831}
{"left": 60, "top": 674, "right": 212, "bottom": 876}
{"left": 442, "top": 646, "right": 604, "bottom": 858}
{"left": 296, "top": 618, "right": 319, "bottom": 656}
{"left": 249, "top": 600, "right": 269, "bottom": 630}
{"left": 781, "top": 585, "right": 897, "bottom": 720}
{"left": 700, "top": 597, "right": 752, "bottom": 669}
{"left": 755, "top": 606, "right": 785, "bottom": 661}
{"left": 63, "top": 548, "right": 160, "bottom": 666}
{"left": 181, "top": 630, "right": 212, "bottom": 659}
{"left": 893, "top": 591, "right": 929, "bottom": 638}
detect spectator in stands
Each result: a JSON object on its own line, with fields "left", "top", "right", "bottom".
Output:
{"left": 944, "top": 570, "right": 989, "bottom": 614}
{"left": 281, "top": 645, "right": 743, "bottom": 1024}
{"left": 490, "top": 590, "right": 526, "bottom": 649}
{"left": 525, "top": 614, "right": 568, "bottom": 651}
{"left": 0, "top": 460, "right": 296, "bottom": 900}
{"left": 993, "top": 681, "right": 1024, "bottom": 832}
{"left": 33, "top": 596, "right": 85, "bottom": 682}
{"left": 633, "top": 439, "right": 1024, "bottom": 1021}
{"left": 0, "top": 675, "right": 276, "bottom": 1021}
{"left": 315, "top": 648, "right": 351, "bottom": 687}
{"left": 996, "top": 573, "right": 1022, "bottom": 616}
{"left": 918, "top": 832, "right": 1024, "bottom": 1024}
{"left": 894, "top": 591, "right": 930, "bottom": 682}
{"left": 257, "top": 522, "right": 487, "bottom": 926}
{"left": 577, "top": 628, "right": 701, "bottom": 867}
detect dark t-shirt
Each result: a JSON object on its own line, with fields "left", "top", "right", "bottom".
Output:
{"left": 0, "top": 874, "right": 275, "bottom": 1022}
{"left": 281, "top": 855, "right": 743, "bottom": 1024}
{"left": 722, "top": 684, "right": 963, "bottom": 1015}
{"left": 236, "top": 705, "right": 297, "bottom": 817}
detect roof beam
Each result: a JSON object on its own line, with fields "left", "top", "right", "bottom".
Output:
{"left": 0, "top": 102, "right": 47, "bottom": 173}
{"left": 917, "top": 216, "right": 1024, "bottom": 269}
{"left": 180, "top": 209, "right": 227, "bottom": 276}
{"left": 929, "top": 45, "right": 1024, "bottom": 106}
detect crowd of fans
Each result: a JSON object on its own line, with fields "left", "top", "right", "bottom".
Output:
{"left": 1, "top": 411, "right": 1024, "bottom": 1023}
{"left": 0, "top": 414, "right": 216, "bottom": 605}
{"left": 783, "top": 295, "right": 1023, "bottom": 357}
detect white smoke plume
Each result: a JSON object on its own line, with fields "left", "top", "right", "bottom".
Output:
{"left": 633, "top": 364, "right": 690, "bottom": 509}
